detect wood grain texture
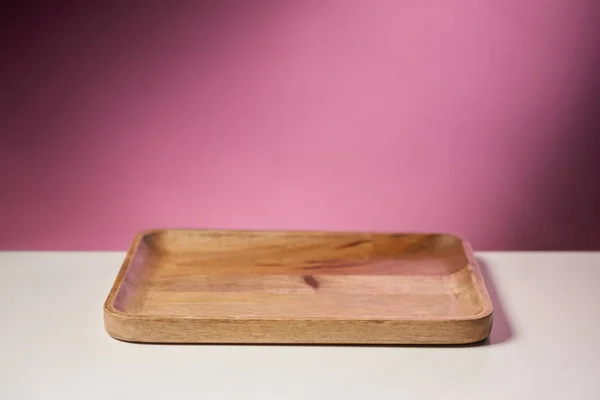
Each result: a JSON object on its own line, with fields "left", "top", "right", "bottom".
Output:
{"left": 104, "top": 229, "right": 493, "bottom": 344}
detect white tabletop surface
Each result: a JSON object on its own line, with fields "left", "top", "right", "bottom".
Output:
{"left": 0, "top": 251, "right": 599, "bottom": 399}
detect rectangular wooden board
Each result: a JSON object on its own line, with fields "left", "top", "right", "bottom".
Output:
{"left": 104, "top": 229, "right": 493, "bottom": 344}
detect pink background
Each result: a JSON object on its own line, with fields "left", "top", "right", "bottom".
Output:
{"left": 2, "top": 1, "right": 600, "bottom": 250}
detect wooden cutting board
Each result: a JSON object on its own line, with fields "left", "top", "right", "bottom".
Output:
{"left": 104, "top": 229, "right": 493, "bottom": 344}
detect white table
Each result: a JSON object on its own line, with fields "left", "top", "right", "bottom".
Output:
{"left": 0, "top": 252, "right": 598, "bottom": 399}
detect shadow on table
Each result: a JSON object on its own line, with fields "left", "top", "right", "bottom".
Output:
{"left": 474, "top": 256, "right": 514, "bottom": 346}
{"left": 116, "top": 257, "right": 514, "bottom": 348}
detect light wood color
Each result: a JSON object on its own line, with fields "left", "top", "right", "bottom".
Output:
{"left": 104, "top": 229, "right": 493, "bottom": 344}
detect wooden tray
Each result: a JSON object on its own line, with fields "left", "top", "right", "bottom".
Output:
{"left": 104, "top": 229, "right": 493, "bottom": 344}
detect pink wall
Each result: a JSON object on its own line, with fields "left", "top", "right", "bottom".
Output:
{"left": 2, "top": 1, "right": 600, "bottom": 250}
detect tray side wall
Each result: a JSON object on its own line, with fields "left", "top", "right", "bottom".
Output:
{"left": 104, "top": 311, "right": 493, "bottom": 344}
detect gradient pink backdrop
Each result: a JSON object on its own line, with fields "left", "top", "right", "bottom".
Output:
{"left": 2, "top": 1, "right": 600, "bottom": 250}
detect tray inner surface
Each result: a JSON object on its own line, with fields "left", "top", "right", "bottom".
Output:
{"left": 112, "top": 231, "right": 487, "bottom": 320}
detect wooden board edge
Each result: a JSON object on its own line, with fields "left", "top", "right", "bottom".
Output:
{"left": 104, "top": 312, "right": 493, "bottom": 345}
